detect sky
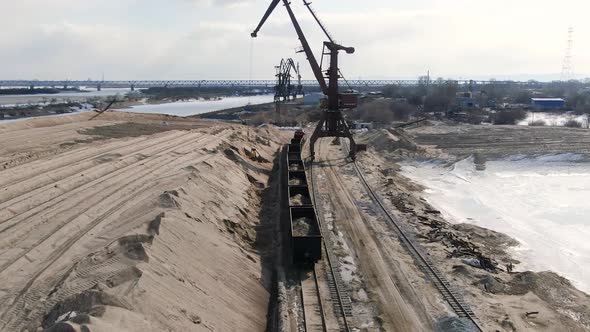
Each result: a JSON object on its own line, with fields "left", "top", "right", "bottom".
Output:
{"left": 0, "top": 0, "right": 588, "bottom": 81}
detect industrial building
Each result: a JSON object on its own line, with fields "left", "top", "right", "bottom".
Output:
{"left": 531, "top": 98, "right": 566, "bottom": 110}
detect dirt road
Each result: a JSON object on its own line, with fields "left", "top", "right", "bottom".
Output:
{"left": 0, "top": 112, "right": 283, "bottom": 331}
{"left": 355, "top": 125, "right": 590, "bottom": 331}
{"left": 309, "top": 138, "right": 449, "bottom": 331}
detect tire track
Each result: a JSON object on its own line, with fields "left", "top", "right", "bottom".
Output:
{"left": 0, "top": 130, "right": 189, "bottom": 203}
{"left": 0, "top": 132, "right": 212, "bottom": 247}
{"left": 0, "top": 130, "right": 222, "bottom": 276}
{"left": 0, "top": 150, "right": 176, "bottom": 270}
{"left": 0, "top": 134, "right": 222, "bottom": 329}
{"left": 0, "top": 131, "right": 201, "bottom": 227}
{"left": 0, "top": 180, "right": 161, "bottom": 330}
{"left": 0, "top": 127, "right": 157, "bottom": 185}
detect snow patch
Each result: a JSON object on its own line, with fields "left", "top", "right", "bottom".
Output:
{"left": 518, "top": 112, "right": 589, "bottom": 127}
{"left": 402, "top": 156, "right": 590, "bottom": 294}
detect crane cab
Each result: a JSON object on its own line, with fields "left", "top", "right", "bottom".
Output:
{"left": 339, "top": 92, "right": 359, "bottom": 109}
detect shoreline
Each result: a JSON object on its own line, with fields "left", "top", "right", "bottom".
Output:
{"left": 399, "top": 156, "right": 590, "bottom": 296}
{"left": 0, "top": 94, "right": 273, "bottom": 123}
{"left": 357, "top": 126, "right": 590, "bottom": 330}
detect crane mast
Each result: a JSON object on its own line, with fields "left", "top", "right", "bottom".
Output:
{"left": 251, "top": 0, "right": 359, "bottom": 160}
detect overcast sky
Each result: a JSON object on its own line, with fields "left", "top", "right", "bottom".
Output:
{"left": 0, "top": 0, "right": 588, "bottom": 81}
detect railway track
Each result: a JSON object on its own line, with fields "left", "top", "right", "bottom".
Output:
{"left": 304, "top": 152, "right": 352, "bottom": 332}
{"left": 341, "top": 141, "right": 484, "bottom": 332}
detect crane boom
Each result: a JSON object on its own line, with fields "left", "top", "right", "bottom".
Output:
{"left": 252, "top": 0, "right": 328, "bottom": 94}
{"left": 250, "top": 0, "right": 280, "bottom": 38}
{"left": 303, "top": 1, "right": 334, "bottom": 43}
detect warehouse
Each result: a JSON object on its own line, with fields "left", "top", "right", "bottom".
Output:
{"left": 531, "top": 98, "right": 566, "bottom": 110}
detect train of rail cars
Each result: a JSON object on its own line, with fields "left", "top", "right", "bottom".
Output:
{"left": 284, "top": 132, "right": 322, "bottom": 265}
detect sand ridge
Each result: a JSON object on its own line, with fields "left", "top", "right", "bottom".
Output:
{"left": 0, "top": 112, "right": 285, "bottom": 331}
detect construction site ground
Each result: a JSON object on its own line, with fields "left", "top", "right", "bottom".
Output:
{"left": 0, "top": 111, "right": 289, "bottom": 331}
{"left": 308, "top": 138, "right": 449, "bottom": 331}
{"left": 2, "top": 112, "right": 590, "bottom": 332}
{"left": 343, "top": 122, "right": 590, "bottom": 331}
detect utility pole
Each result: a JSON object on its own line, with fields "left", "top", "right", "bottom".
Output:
{"left": 561, "top": 27, "right": 574, "bottom": 81}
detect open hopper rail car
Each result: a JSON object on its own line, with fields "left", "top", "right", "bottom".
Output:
{"left": 284, "top": 136, "right": 322, "bottom": 265}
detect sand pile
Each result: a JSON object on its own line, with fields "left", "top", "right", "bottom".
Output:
{"left": 288, "top": 178, "right": 304, "bottom": 185}
{"left": 290, "top": 193, "right": 311, "bottom": 206}
{"left": 292, "top": 217, "right": 314, "bottom": 236}
{"left": 0, "top": 113, "right": 287, "bottom": 331}
{"left": 358, "top": 128, "right": 418, "bottom": 155}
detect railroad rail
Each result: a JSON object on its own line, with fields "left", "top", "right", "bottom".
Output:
{"left": 342, "top": 141, "right": 484, "bottom": 331}
{"left": 299, "top": 266, "right": 328, "bottom": 331}
{"left": 307, "top": 154, "right": 352, "bottom": 332}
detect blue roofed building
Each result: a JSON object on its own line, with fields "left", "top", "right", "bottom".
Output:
{"left": 531, "top": 98, "right": 565, "bottom": 110}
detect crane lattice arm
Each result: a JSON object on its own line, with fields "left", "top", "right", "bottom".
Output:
{"left": 251, "top": 0, "right": 359, "bottom": 160}
{"left": 251, "top": 0, "right": 328, "bottom": 95}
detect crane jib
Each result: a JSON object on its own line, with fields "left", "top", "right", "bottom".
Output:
{"left": 251, "top": 0, "right": 281, "bottom": 37}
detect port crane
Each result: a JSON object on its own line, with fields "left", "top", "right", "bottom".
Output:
{"left": 251, "top": 0, "right": 359, "bottom": 160}
{"left": 275, "top": 58, "right": 303, "bottom": 102}
{"left": 274, "top": 58, "right": 303, "bottom": 124}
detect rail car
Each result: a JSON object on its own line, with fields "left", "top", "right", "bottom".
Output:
{"left": 284, "top": 134, "right": 322, "bottom": 265}
{"left": 288, "top": 186, "right": 313, "bottom": 207}
{"left": 289, "top": 206, "right": 322, "bottom": 263}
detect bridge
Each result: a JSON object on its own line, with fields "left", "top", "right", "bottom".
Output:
{"left": 0, "top": 79, "right": 556, "bottom": 90}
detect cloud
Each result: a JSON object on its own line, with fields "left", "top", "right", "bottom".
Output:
{"left": 0, "top": 0, "right": 588, "bottom": 80}
{"left": 180, "top": 0, "right": 255, "bottom": 8}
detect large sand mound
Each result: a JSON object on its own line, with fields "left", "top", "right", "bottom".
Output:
{"left": 0, "top": 112, "right": 284, "bottom": 331}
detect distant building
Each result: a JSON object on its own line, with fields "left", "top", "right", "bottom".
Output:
{"left": 531, "top": 98, "right": 565, "bottom": 110}
{"left": 455, "top": 92, "right": 478, "bottom": 108}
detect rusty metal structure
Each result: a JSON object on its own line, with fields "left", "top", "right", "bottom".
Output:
{"left": 273, "top": 58, "right": 303, "bottom": 123}
{"left": 252, "top": 0, "right": 359, "bottom": 159}
{"left": 275, "top": 58, "right": 302, "bottom": 102}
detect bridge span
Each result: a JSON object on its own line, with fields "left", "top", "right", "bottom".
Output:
{"left": 0, "top": 79, "right": 552, "bottom": 90}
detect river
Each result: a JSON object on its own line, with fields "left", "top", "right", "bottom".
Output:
{"left": 120, "top": 95, "right": 274, "bottom": 117}
{"left": 0, "top": 88, "right": 131, "bottom": 106}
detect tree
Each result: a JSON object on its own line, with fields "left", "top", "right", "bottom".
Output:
{"left": 492, "top": 109, "right": 527, "bottom": 125}
{"left": 512, "top": 90, "right": 532, "bottom": 104}
{"left": 424, "top": 80, "right": 458, "bottom": 112}
{"left": 382, "top": 84, "right": 400, "bottom": 98}
{"left": 391, "top": 102, "right": 417, "bottom": 121}
{"left": 358, "top": 99, "right": 394, "bottom": 123}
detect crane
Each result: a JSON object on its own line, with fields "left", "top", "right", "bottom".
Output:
{"left": 251, "top": 0, "right": 359, "bottom": 160}
{"left": 275, "top": 58, "right": 302, "bottom": 102}
{"left": 274, "top": 58, "right": 303, "bottom": 124}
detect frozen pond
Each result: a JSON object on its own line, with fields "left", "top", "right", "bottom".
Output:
{"left": 402, "top": 155, "right": 590, "bottom": 294}
{"left": 120, "top": 95, "right": 273, "bottom": 117}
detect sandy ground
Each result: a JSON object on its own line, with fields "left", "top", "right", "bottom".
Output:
{"left": 0, "top": 111, "right": 286, "bottom": 331}
{"left": 353, "top": 124, "right": 590, "bottom": 331}
{"left": 307, "top": 138, "right": 451, "bottom": 331}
